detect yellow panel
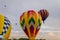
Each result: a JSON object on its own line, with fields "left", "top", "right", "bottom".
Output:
{"left": 4, "top": 24, "right": 12, "bottom": 40}
{"left": 0, "top": 14, "right": 4, "bottom": 34}
{"left": 25, "top": 12, "right": 31, "bottom": 37}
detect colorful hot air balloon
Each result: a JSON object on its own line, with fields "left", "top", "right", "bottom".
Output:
{"left": 20, "top": 10, "right": 42, "bottom": 39}
{"left": 38, "top": 9, "right": 49, "bottom": 22}
{"left": 0, "top": 14, "right": 11, "bottom": 40}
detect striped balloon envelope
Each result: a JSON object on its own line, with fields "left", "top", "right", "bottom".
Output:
{"left": 38, "top": 9, "right": 49, "bottom": 22}
{"left": 20, "top": 10, "right": 42, "bottom": 39}
{"left": 0, "top": 14, "right": 11, "bottom": 40}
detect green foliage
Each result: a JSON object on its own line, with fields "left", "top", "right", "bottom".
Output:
{"left": 18, "top": 38, "right": 29, "bottom": 40}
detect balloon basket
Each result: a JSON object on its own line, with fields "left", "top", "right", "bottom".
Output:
{"left": 29, "top": 37, "right": 35, "bottom": 40}
{"left": 29, "top": 39, "right": 35, "bottom": 40}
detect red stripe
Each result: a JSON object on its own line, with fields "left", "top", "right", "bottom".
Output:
{"left": 28, "top": 10, "right": 36, "bottom": 17}
{"left": 20, "top": 12, "right": 25, "bottom": 20}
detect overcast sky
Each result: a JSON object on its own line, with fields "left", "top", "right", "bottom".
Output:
{"left": 0, "top": 0, "right": 60, "bottom": 40}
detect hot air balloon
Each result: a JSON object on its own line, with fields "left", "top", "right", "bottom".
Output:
{"left": 38, "top": 9, "right": 49, "bottom": 22}
{"left": 20, "top": 10, "right": 42, "bottom": 39}
{"left": 0, "top": 14, "right": 12, "bottom": 40}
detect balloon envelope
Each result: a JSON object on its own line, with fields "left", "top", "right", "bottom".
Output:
{"left": 20, "top": 10, "right": 42, "bottom": 39}
{"left": 0, "top": 14, "right": 11, "bottom": 40}
{"left": 38, "top": 9, "right": 49, "bottom": 22}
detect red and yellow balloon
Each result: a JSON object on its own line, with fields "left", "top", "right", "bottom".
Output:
{"left": 0, "top": 14, "right": 11, "bottom": 40}
{"left": 20, "top": 10, "right": 42, "bottom": 39}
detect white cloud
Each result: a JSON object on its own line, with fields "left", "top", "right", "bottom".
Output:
{"left": 9, "top": 30, "right": 28, "bottom": 39}
{"left": 36, "top": 31, "right": 60, "bottom": 40}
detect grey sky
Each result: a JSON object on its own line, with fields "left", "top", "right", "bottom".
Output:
{"left": 0, "top": 0, "right": 60, "bottom": 40}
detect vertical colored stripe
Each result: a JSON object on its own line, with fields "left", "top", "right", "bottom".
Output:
{"left": 30, "top": 25, "right": 34, "bottom": 37}
{"left": 24, "top": 26, "right": 29, "bottom": 37}
{"left": 0, "top": 14, "right": 4, "bottom": 34}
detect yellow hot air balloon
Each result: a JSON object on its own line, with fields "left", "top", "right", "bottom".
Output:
{"left": 20, "top": 10, "right": 42, "bottom": 40}
{"left": 0, "top": 14, "right": 11, "bottom": 40}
